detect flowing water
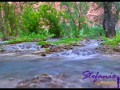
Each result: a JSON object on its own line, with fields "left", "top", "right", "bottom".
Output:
{"left": 0, "top": 39, "right": 120, "bottom": 88}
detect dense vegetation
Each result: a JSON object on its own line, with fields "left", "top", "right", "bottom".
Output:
{"left": 0, "top": 2, "right": 120, "bottom": 46}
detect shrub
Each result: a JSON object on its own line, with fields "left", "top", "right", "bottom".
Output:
{"left": 38, "top": 4, "right": 62, "bottom": 38}
{"left": 82, "top": 25, "right": 105, "bottom": 38}
{"left": 59, "top": 2, "right": 89, "bottom": 38}
{"left": 21, "top": 6, "right": 40, "bottom": 33}
{"left": 102, "top": 34, "right": 120, "bottom": 46}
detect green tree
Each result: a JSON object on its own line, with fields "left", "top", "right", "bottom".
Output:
{"left": 38, "top": 4, "right": 62, "bottom": 38}
{"left": 21, "top": 5, "right": 40, "bottom": 33}
{"left": 60, "top": 2, "right": 89, "bottom": 37}
{"left": 97, "top": 2, "right": 120, "bottom": 38}
{"left": 0, "top": 2, "right": 21, "bottom": 40}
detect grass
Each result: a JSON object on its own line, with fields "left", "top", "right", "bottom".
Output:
{"left": 6, "top": 32, "right": 82, "bottom": 45}
{"left": 101, "top": 34, "right": 120, "bottom": 46}
{"left": 37, "top": 38, "right": 83, "bottom": 45}
{"left": 37, "top": 41, "right": 50, "bottom": 45}
{"left": 7, "top": 37, "right": 34, "bottom": 44}
{"left": 7, "top": 32, "right": 53, "bottom": 44}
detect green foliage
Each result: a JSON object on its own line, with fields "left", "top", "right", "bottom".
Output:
{"left": 0, "top": 31, "right": 3, "bottom": 38}
{"left": 21, "top": 6, "right": 40, "bottom": 33}
{"left": 81, "top": 25, "right": 105, "bottom": 38}
{"left": 102, "top": 33, "right": 120, "bottom": 46}
{"left": 7, "top": 37, "right": 33, "bottom": 43}
{"left": 51, "top": 38, "right": 82, "bottom": 45}
{"left": 51, "top": 40, "right": 74, "bottom": 45}
{"left": 38, "top": 4, "right": 62, "bottom": 38}
{"left": 59, "top": 38, "right": 82, "bottom": 42}
{"left": 114, "top": 2, "right": 120, "bottom": 23}
{"left": 0, "top": 2, "right": 109, "bottom": 43}
{"left": 7, "top": 32, "right": 52, "bottom": 44}
{"left": 60, "top": 2, "right": 89, "bottom": 38}
{"left": 1, "top": 2, "right": 20, "bottom": 36}
{"left": 37, "top": 41, "right": 50, "bottom": 45}
{"left": 37, "top": 38, "right": 82, "bottom": 45}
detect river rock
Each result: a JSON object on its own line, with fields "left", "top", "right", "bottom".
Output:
{"left": 16, "top": 74, "right": 64, "bottom": 88}
{"left": 32, "top": 51, "right": 47, "bottom": 56}
{"left": 41, "top": 53, "right": 46, "bottom": 56}
{"left": 41, "top": 44, "right": 54, "bottom": 48}
{"left": 49, "top": 78, "right": 64, "bottom": 88}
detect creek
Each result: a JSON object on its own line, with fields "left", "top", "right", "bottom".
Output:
{"left": 0, "top": 39, "right": 119, "bottom": 88}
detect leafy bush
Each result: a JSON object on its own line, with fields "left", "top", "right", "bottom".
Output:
{"left": 21, "top": 6, "right": 40, "bottom": 33}
{"left": 82, "top": 25, "right": 105, "bottom": 38}
{"left": 20, "top": 4, "right": 62, "bottom": 38}
{"left": 38, "top": 4, "right": 62, "bottom": 38}
{"left": 102, "top": 34, "right": 120, "bottom": 46}
{"left": 60, "top": 2, "right": 89, "bottom": 38}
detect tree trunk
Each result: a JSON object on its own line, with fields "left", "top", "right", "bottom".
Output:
{"left": 102, "top": 2, "right": 116, "bottom": 38}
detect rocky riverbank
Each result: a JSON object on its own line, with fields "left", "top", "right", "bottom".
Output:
{"left": 95, "top": 45, "right": 120, "bottom": 55}
{"left": 0, "top": 39, "right": 86, "bottom": 56}
{"left": 16, "top": 73, "right": 117, "bottom": 88}
{"left": 17, "top": 74, "right": 65, "bottom": 88}
{"left": 1, "top": 38, "right": 120, "bottom": 56}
